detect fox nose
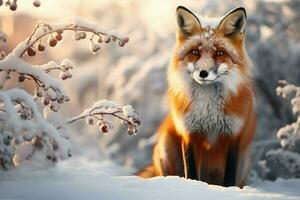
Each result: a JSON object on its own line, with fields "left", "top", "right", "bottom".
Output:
{"left": 199, "top": 70, "right": 209, "bottom": 78}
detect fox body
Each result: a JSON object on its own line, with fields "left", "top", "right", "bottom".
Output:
{"left": 138, "top": 6, "right": 256, "bottom": 187}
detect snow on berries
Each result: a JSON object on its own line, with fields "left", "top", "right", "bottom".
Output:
{"left": 59, "top": 71, "right": 72, "bottom": 80}
{"left": 49, "top": 38, "right": 58, "bottom": 47}
{"left": 37, "top": 43, "right": 45, "bottom": 52}
{"left": 55, "top": 33, "right": 63, "bottom": 41}
{"left": 73, "top": 32, "right": 86, "bottom": 41}
{"left": 73, "top": 32, "right": 81, "bottom": 41}
{"left": 99, "top": 123, "right": 109, "bottom": 133}
{"left": 89, "top": 42, "right": 101, "bottom": 54}
{"left": 27, "top": 47, "right": 36, "bottom": 56}
{"left": 60, "top": 59, "right": 74, "bottom": 70}
{"left": 49, "top": 101, "right": 60, "bottom": 112}
{"left": 13, "top": 142, "right": 34, "bottom": 166}
{"left": 70, "top": 100, "right": 140, "bottom": 135}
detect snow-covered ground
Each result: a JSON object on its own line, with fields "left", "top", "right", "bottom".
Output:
{"left": 0, "top": 157, "right": 299, "bottom": 200}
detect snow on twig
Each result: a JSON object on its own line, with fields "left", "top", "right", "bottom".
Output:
{"left": 65, "top": 100, "right": 140, "bottom": 135}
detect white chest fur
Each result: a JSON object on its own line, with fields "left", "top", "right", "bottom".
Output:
{"left": 180, "top": 82, "right": 243, "bottom": 136}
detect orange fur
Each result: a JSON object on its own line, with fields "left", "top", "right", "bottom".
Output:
{"left": 137, "top": 6, "right": 256, "bottom": 187}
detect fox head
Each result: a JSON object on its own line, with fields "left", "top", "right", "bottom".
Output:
{"left": 169, "top": 6, "right": 251, "bottom": 95}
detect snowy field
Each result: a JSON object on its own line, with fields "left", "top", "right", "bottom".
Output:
{"left": 0, "top": 157, "right": 299, "bottom": 200}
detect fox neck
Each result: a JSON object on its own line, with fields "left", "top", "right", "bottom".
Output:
{"left": 168, "top": 70, "right": 244, "bottom": 139}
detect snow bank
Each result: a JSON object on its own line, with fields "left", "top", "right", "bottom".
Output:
{"left": 0, "top": 158, "right": 298, "bottom": 200}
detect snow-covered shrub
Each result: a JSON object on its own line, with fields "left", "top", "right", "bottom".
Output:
{"left": 0, "top": 18, "right": 138, "bottom": 170}
{"left": 257, "top": 81, "right": 300, "bottom": 180}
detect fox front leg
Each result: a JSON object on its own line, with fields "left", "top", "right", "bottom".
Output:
{"left": 182, "top": 141, "right": 197, "bottom": 180}
{"left": 223, "top": 140, "right": 240, "bottom": 186}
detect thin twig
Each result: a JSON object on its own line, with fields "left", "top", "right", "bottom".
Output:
{"left": 20, "top": 24, "right": 125, "bottom": 57}
{"left": 57, "top": 110, "right": 135, "bottom": 130}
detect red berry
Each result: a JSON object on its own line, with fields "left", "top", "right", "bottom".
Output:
{"left": 43, "top": 97, "right": 50, "bottom": 105}
{"left": 18, "top": 75, "right": 25, "bottom": 82}
{"left": 99, "top": 124, "right": 108, "bottom": 133}
{"left": 55, "top": 34, "right": 62, "bottom": 41}
{"left": 122, "top": 37, "right": 129, "bottom": 43}
{"left": 37, "top": 44, "right": 45, "bottom": 51}
{"left": 10, "top": 4, "right": 17, "bottom": 11}
{"left": 49, "top": 38, "right": 57, "bottom": 47}
{"left": 27, "top": 47, "right": 36, "bottom": 56}
{"left": 33, "top": 0, "right": 40, "bottom": 7}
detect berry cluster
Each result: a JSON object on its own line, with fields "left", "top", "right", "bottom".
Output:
{"left": 21, "top": 22, "right": 129, "bottom": 57}
{"left": 69, "top": 101, "right": 140, "bottom": 136}
{"left": 26, "top": 30, "right": 64, "bottom": 57}
{"left": 84, "top": 33, "right": 129, "bottom": 54}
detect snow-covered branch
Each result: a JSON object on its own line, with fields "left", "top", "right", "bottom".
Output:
{"left": 66, "top": 100, "right": 140, "bottom": 135}
{"left": 0, "top": 18, "right": 129, "bottom": 111}
{"left": 0, "top": 18, "right": 138, "bottom": 170}
{"left": 18, "top": 17, "right": 129, "bottom": 58}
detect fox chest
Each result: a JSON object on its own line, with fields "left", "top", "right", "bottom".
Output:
{"left": 182, "top": 85, "right": 242, "bottom": 135}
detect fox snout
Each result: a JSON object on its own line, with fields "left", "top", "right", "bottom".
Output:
{"left": 188, "top": 56, "right": 219, "bottom": 84}
{"left": 192, "top": 67, "right": 218, "bottom": 85}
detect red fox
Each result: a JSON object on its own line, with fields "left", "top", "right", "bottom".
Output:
{"left": 138, "top": 6, "right": 256, "bottom": 187}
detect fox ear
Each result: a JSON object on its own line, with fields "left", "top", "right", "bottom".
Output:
{"left": 176, "top": 6, "right": 201, "bottom": 37}
{"left": 218, "top": 7, "right": 247, "bottom": 38}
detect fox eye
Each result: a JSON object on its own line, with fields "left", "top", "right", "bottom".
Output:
{"left": 216, "top": 50, "right": 224, "bottom": 56}
{"left": 190, "top": 50, "right": 200, "bottom": 56}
